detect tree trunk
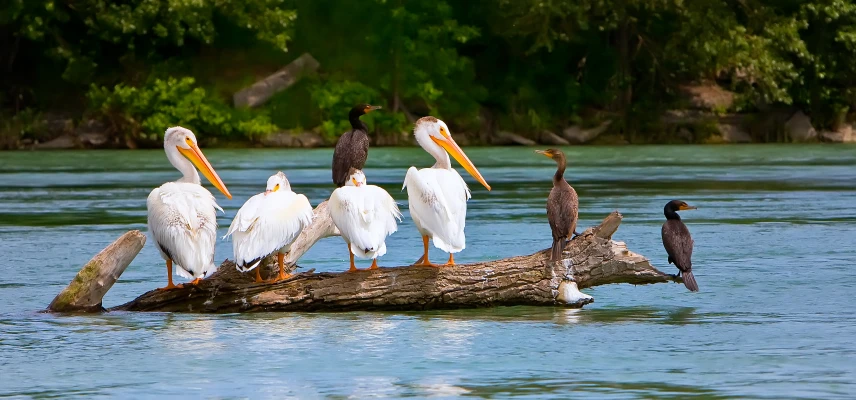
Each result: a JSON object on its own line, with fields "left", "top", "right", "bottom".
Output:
{"left": 106, "top": 211, "right": 680, "bottom": 313}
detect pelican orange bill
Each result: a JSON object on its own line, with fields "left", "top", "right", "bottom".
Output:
{"left": 430, "top": 135, "right": 491, "bottom": 191}
{"left": 178, "top": 143, "right": 232, "bottom": 199}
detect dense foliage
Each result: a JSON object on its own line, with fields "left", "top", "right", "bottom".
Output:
{"left": 1, "top": 0, "right": 855, "bottom": 144}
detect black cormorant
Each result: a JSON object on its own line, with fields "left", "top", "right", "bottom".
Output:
{"left": 661, "top": 199, "right": 699, "bottom": 292}
{"left": 331, "top": 103, "right": 381, "bottom": 187}
{"left": 536, "top": 149, "right": 579, "bottom": 262}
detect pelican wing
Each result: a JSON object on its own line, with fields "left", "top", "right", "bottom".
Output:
{"left": 225, "top": 192, "right": 265, "bottom": 236}
{"left": 330, "top": 185, "right": 401, "bottom": 259}
{"left": 147, "top": 182, "right": 221, "bottom": 279}
{"left": 226, "top": 191, "right": 313, "bottom": 271}
{"left": 403, "top": 167, "right": 470, "bottom": 253}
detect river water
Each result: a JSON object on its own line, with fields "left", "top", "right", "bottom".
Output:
{"left": 1, "top": 145, "right": 854, "bottom": 398}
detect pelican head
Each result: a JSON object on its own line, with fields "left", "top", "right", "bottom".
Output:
{"left": 164, "top": 126, "right": 232, "bottom": 199}
{"left": 414, "top": 117, "right": 490, "bottom": 191}
{"left": 264, "top": 171, "right": 291, "bottom": 195}
{"left": 346, "top": 168, "right": 366, "bottom": 187}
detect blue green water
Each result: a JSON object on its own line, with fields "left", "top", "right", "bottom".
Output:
{"left": 1, "top": 145, "right": 855, "bottom": 398}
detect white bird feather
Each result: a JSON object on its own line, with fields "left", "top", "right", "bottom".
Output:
{"left": 402, "top": 117, "right": 489, "bottom": 257}
{"left": 224, "top": 172, "right": 314, "bottom": 272}
{"left": 330, "top": 170, "right": 402, "bottom": 259}
{"left": 146, "top": 127, "right": 231, "bottom": 282}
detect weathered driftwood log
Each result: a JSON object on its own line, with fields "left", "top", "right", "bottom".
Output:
{"left": 109, "top": 211, "right": 680, "bottom": 313}
{"left": 48, "top": 230, "right": 146, "bottom": 312}
{"left": 233, "top": 53, "right": 320, "bottom": 108}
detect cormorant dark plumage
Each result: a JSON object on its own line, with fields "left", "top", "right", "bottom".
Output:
{"left": 536, "top": 149, "right": 579, "bottom": 262}
{"left": 331, "top": 103, "right": 382, "bottom": 187}
{"left": 661, "top": 199, "right": 699, "bottom": 292}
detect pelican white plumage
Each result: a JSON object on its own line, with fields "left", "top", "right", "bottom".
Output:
{"left": 147, "top": 126, "right": 232, "bottom": 289}
{"left": 403, "top": 117, "right": 490, "bottom": 266}
{"left": 224, "top": 171, "right": 313, "bottom": 282}
{"left": 329, "top": 169, "right": 402, "bottom": 271}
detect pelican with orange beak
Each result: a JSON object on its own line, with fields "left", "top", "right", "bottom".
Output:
{"left": 146, "top": 126, "right": 232, "bottom": 289}
{"left": 403, "top": 116, "right": 491, "bottom": 266}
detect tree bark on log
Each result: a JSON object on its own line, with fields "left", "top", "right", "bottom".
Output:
{"left": 47, "top": 230, "right": 146, "bottom": 312}
{"left": 106, "top": 211, "right": 680, "bottom": 313}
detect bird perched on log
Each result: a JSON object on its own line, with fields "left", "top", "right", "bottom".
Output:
{"left": 661, "top": 200, "right": 699, "bottom": 292}
{"left": 329, "top": 169, "right": 402, "bottom": 271}
{"left": 147, "top": 126, "right": 232, "bottom": 290}
{"left": 403, "top": 117, "right": 491, "bottom": 267}
{"left": 535, "top": 149, "right": 579, "bottom": 262}
{"left": 224, "top": 171, "right": 313, "bottom": 283}
{"left": 331, "top": 103, "right": 382, "bottom": 187}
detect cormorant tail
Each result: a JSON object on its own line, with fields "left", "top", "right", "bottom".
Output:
{"left": 682, "top": 270, "right": 699, "bottom": 292}
{"left": 550, "top": 238, "right": 565, "bottom": 262}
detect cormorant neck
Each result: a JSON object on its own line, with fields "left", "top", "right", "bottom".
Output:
{"left": 664, "top": 207, "right": 681, "bottom": 220}
{"left": 349, "top": 109, "right": 368, "bottom": 132}
{"left": 553, "top": 155, "right": 567, "bottom": 185}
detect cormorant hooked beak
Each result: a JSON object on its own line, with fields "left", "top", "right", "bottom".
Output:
{"left": 679, "top": 204, "right": 697, "bottom": 211}
{"left": 364, "top": 105, "right": 382, "bottom": 114}
{"left": 535, "top": 149, "right": 554, "bottom": 158}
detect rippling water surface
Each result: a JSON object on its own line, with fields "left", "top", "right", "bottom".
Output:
{"left": 1, "top": 145, "right": 855, "bottom": 398}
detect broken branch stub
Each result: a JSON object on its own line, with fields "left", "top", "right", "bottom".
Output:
{"left": 48, "top": 230, "right": 146, "bottom": 313}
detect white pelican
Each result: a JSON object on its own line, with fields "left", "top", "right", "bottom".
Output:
{"left": 403, "top": 117, "right": 490, "bottom": 266}
{"left": 147, "top": 126, "right": 232, "bottom": 289}
{"left": 224, "top": 171, "right": 313, "bottom": 282}
{"left": 329, "top": 169, "right": 402, "bottom": 271}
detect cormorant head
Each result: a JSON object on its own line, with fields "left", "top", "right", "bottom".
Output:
{"left": 535, "top": 148, "right": 566, "bottom": 163}
{"left": 665, "top": 200, "right": 697, "bottom": 213}
{"left": 346, "top": 168, "right": 366, "bottom": 187}
{"left": 265, "top": 171, "right": 290, "bottom": 195}
{"left": 350, "top": 103, "right": 382, "bottom": 118}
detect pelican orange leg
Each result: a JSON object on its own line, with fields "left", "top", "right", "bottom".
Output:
{"left": 369, "top": 258, "right": 379, "bottom": 270}
{"left": 158, "top": 260, "right": 178, "bottom": 290}
{"left": 348, "top": 244, "right": 358, "bottom": 272}
{"left": 415, "top": 235, "right": 434, "bottom": 267}
{"left": 443, "top": 253, "right": 455, "bottom": 266}
{"left": 270, "top": 253, "right": 292, "bottom": 282}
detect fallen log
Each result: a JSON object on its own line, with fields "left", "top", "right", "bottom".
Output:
{"left": 233, "top": 53, "right": 320, "bottom": 108}
{"left": 47, "top": 230, "right": 146, "bottom": 312}
{"left": 105, "top": 211, "right": 680, "bottom": 313}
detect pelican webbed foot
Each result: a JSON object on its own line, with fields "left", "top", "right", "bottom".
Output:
{"left": 157, "top": 260, "right": 180, "bottom": 290}
{"left": 414, "top": 235, "right": 437, "bottom": 267}
{"left": 268, "top": 253, "right": 292, "bottom": 282}
{"left": 347, "top": 243, "right": 360, "bottom": 272}
{"left": 442, "top": 253, "right": 455, "bottom": 267}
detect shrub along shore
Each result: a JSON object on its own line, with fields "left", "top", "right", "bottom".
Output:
{"left": 3, "top": 2, "right": 856, "bottom": 149}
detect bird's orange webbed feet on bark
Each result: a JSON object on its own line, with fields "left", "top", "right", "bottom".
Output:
{"left": 157, "top": 260, "right": 180, "bottom": 290}
{"left": 347, "top": 244, "right": 359, "bottom": 272}
{"left": 414, "top": 235, "right": 437, "bottom": 267}
{"left": 268, "top": 253, "right": 292, "bottom": 282}
{"left": 442, "top": 253, "right": 455, "bottom": 266}
{"left": 369, "top": 259, "right": 379, "bottom": 270}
